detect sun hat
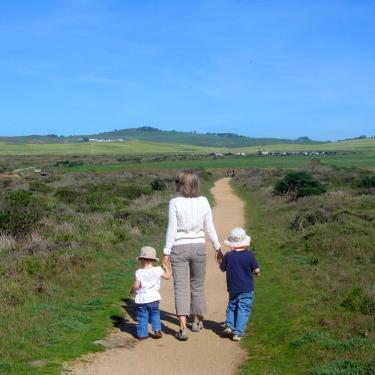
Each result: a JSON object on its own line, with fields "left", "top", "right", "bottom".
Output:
{"left": 137, "top": 246, "right": 159, "bottom": 261}
{"left": 224, "top": 227, "right": 251, "bottom": 248}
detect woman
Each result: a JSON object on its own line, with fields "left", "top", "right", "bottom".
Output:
{"left": 162, "top": 170, "right": 222, "bottom": 340}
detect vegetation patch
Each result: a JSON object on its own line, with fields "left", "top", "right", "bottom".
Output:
{"left": 274, "top": 171, "right": 326, "bottom": 199}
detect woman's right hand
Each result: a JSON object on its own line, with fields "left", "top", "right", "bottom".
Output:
{"left": 162, "top": 255, "right": 170, "bottom": 269}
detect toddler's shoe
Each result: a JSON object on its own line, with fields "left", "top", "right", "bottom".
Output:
{"left": 191, "top": 320, "right": 203, "bottom": 332}
{"left": 138, "top": 336, "right": 148, "bottom": 340}
{"left": 154, "top": 330, "right": 163, "bottom": 339}
{"left": 232, "top": 335, "right": 242, "bottom": 342}
{"left": 223, "top": 327, "right": 233, "bottom": 335}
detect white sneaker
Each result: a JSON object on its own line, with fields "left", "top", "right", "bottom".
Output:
{"left": 223, "top": 327, "right": 233, "bottom": 335}
{"left": 232, "top": 335, "right": 242, "bottom": 341}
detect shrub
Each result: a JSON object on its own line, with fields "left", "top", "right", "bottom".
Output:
{"left": 274, "top": 172, "right": 326, "bottom": 199}
{"left": 341, "top": 287, "right": 375, "bottom": 315}
{"left": 290, "top": 208, "right": 330, "bottom": 231}
{"left": 54, "top": 160, "right": 84, "bottom": 168}
{"left": 151, "top": 178, "right": 167, "bottom": 191}
{"left": 29, "top": 180, "right": 53, "bottom": 193}
{"left": 55, "top": 187, "right": 83, "bottom": 204}
{"left": 0, "top": 190, "right": 42, "bottom": 236}
{"left": 359, "top": 175, "right": 375, "bottom": 194}
{"left": 120, "top": 184, "right": 151, "bottom": 200}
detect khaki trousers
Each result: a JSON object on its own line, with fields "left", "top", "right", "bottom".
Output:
{"left": 170, "top": 243, "right": 207, "bottom": 317}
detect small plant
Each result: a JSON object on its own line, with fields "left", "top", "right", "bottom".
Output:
{"left": 274, "top": 171, "right": 326, "bottom": 199}
{"left": 151, "top": 178, "right": 167, "bottom": 191}
{"left": 55, "top": 187, "right": 83, "bottom": 204}
{"left": 29, "top": 180, "right": 52, "bottom": 193}
{"left": 0, "top": 190, "right": 42, "bottom": 236}
{"left": 341, "top": 287, "right": 375, "bottom": 315}
{"left": 359, "top": 175, "right": 375, "bottom": 194}
{"left": 290, "top": 208, "right": 329, "bottom": 231}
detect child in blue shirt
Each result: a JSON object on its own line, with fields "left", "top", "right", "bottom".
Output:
{"left": 219, "top": 227, "right": 260, "bottom": 341}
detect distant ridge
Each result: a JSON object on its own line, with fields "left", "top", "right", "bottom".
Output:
{"left": 0, "top": 127, "right": 323, "bottom": 148}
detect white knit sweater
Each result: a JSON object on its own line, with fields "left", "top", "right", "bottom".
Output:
{"left": 163, "top": 196, "right": 221, "bottom": 255}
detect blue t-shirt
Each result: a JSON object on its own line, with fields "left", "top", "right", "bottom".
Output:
{"left": 220, "top": 249, "right": 259, "bottom": 294}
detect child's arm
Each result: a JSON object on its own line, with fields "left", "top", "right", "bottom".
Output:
{"left": 129, "top": 278, "right": 141, "bottom": 296}
{"left": 161, "top": 264, "right": 171, "bottom": 280}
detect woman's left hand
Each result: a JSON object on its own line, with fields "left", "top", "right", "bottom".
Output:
{"left": 215, "top": 249, "right": 223, "bottom": 264}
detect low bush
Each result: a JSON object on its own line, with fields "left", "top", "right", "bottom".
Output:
{"left": 341, "top": 287, "right": 375, "bottom": 315}
{"left": 120, "top": 184, "right": 152, "bottom": 200}
{"left": 29, "top": 180, "right": 53, "bottom": 193}
{"left": 0, "top": 190, "right": 42, "bottom": 236}
{"left": 274, "top": 171, "right": 326, "bottom": 199}
{"left": 151, "top": 178, "right": 167, "bottom": 191}
{"left": 290, "top": 208, "right": 330, "bottom": 231}
{"left": 359, "top": 175, "right": 375, "bottom": 194}
{"left": 55, "top": 186, "right": 83, "bottom": 204}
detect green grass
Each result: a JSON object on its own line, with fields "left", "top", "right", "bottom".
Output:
{"left": 0, "top": 140, "right": 221, "bottom": 156}
{"left": 1, "top": 137, "right": 374, "bottom": 156}
{"left": 0, "top": 173, "right": 172, "bottom": 374}
{"left": 239, "top": 138, "right": 375, "bottom": 152}
{"left": 232, "top": 176, "right": 374, "bottom": 374}
{"left": 64, "top": 153, "right": 375, "bottom": 173}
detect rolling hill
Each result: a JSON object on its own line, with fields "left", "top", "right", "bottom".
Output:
{"left": 0, "top": 127, "right": 322, "bottom": 148}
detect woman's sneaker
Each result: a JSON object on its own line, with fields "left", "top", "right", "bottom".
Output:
{"left": 176, "top": 329, "right": 188, "bottom": 341}
{"left": 232, "top": 335, "right": 242, "bottom": 342}
{"left": 191, "top": 320, "right": 203, "bottom": 332}
{"left": 223, "top": 327, "right": 233, "bottom": 335}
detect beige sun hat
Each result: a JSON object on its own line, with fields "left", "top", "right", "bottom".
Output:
{"left": 224, "top": 227, "right": 251, "bottom": 248}
{"left": 136, "top": 246, "right": 159, "bottom": 261}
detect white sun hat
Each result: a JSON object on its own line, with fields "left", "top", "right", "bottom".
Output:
{"left": 136, "top": 246, "right": 159, "bottom": 261}
{"left": 224, "top": 227, "right": 251, "bottom": 248}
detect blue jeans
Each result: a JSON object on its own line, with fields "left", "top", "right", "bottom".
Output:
{"left": 225, "top": 291, "right": 254, "bottom": 336}
{"left": 136, "top": 300, "right": 161, "bottom": 338}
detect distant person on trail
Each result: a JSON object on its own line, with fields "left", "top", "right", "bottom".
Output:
{"left": 163, "top": 170, "right": 222, "bottom": 341}
{"left": 130, "top": 246, "right": 171, "bottom": 340}
{"left": 219, "top": 227, "right": 260, "bottom": 341}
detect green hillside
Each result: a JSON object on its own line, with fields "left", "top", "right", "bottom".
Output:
{"left": 89, "top": 127, "right": 321, "bottom": 148}
{"left": 0, "top": 127, "right": 321, "bottom": 148}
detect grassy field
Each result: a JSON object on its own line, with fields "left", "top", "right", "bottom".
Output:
{"left": 240, "top": 138, "right": 375, "bottom": 152}
{"left": 1, "top": 154, "right": 374, "bottom": 374}
{"left": 234, "top": 168, "right": 374, "bottom": 374}
{"left": 64, "top": 153, "right": 375, "bottom": 172}
{"left": 0, "top": 137, "right": 374, "bottom": 156}
{"left": 0, "top": 140, "right": 221, "bottom": 155}
{"left": 0, "top": 171, "right": 179, "bottom": 374}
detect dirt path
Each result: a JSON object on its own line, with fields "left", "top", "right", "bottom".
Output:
{"left": 69, "top": 178, "right": 247, "bottom": 375}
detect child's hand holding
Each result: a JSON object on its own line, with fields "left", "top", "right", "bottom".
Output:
{"left": 254, "top": 268, "right": 261, "bottom": 276}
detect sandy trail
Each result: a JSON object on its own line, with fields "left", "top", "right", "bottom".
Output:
{"left": 70, "top": 178, "right": 247, "bottom": 375}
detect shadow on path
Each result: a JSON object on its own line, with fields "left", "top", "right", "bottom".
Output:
{"left": 110, "top": 298, "right": 228, "bottom": 339}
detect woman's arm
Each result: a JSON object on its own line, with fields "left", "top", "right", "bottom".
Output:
{"left": 163, "top": 199, "right": 178, "bottom": 256}
{"left": 204, "top": 198, "right": 221, "bottom": 251}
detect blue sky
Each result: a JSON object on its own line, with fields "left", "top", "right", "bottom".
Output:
{"left": 0, "top": 0, "right": 374, "bottom": 140}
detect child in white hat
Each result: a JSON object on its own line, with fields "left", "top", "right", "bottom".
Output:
{"left": 130, "top": 246, "right": 171, "bottom": 339}
{"left": 219, "top": 228, "right": 260, "bottom": 341}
